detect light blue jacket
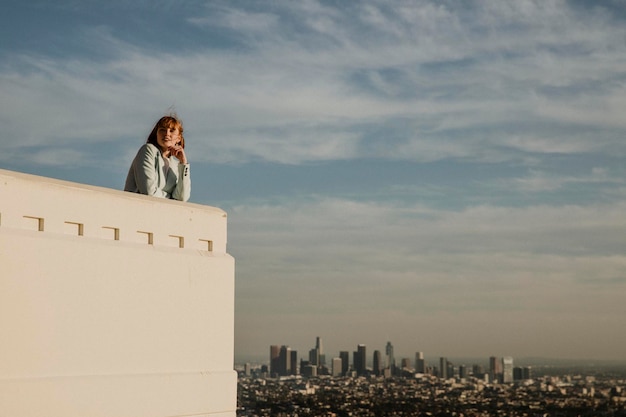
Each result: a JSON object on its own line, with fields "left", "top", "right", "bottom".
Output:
{"left": 124, "top": 143, "right": 191, "bottom": 202}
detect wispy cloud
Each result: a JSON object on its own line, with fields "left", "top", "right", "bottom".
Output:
{"left": 2, "top": 0, "right": 626, "bottom": 167}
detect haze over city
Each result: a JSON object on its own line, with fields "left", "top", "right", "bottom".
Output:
{"left": 1, "top": 1, "right": 625, "bottom": 361}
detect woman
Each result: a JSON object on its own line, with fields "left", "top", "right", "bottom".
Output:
{"left": 124, "top": 114, "right": 191, "bottom": 202}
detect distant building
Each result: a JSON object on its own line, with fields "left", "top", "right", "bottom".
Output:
{"left": 503, "top": 357, "right": 514, "bottom": 383}
{"left": 401, "top": 358, "right": 411, "bottom": 369}
{"left": 316, "top": 336, "right": 326, "bottom": 367}
{"left": 440, "top": 357, "right": 448, "bottom": 379}
{"left": 290, "top": 350, "right": 298, "bottom": 375}
{"left": 279, "top": 346, "right": 291, "bottom": 376}
{"left": 447, "top": 361, "right": 455, "bottom": 379}
{"left": 522, "top": 366, "right": 532, "bottom": 380}
{"left": 271, "top": 345, "right": 297, "bottom": 377}
{"left": 490, "top": 356, "right": 503, "bottom": 383}
{"left": 459, "top": 364, "right": 467, "bottom": 379}
{"left": 340, "top": 351, "right": 350, "bottom": 376}
{"left": 415, "top": 351, "right": 426, "bottom": 373}
{"left": 332, "top": 357, "right": 342, "bottom": 377}
{"left": 354, "top": 344, "right": 367, "bottom": 376}
{"left": 386, "top": 341, "right": 396, "bottom": 374}
{"left": 373, "top": 350, "right": 382, "bottom": 376}
{"left": 301, "top": 364, "right": 317, "bottom": 377}
{"left": 270, "top": 345, "right": 281, "bottom": 377}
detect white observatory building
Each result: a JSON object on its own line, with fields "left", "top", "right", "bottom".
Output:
{"left": 0, "top": 168, "right": 236, "bottom": 417}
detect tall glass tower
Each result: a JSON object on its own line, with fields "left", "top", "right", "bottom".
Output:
{"left": 385, "top": 341, "right": 396, "bottom": 373}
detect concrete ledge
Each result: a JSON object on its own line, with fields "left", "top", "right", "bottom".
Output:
{"left": 0, "top": 168, "right": 227, "bottom": 253}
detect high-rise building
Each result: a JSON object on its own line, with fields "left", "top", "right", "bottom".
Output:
{"left": 447, "top": 361, "right": 455, "bottom": 379}
{"left": 290, "top": 350, "right": 298, "bottom": 375}
{"left": 332, "top": 357, "right": 342, "bottom": 377}
{"left": 309, "top": 348, "right": 319, "bottom": 366}
{"left": 277, "top": 345, "right": 292, "bottom": 376}
{"left": 415, "top": 352, "right": 426, "bottom": 373}
{"left": 400, "top": 358, "right": 411, "bottom": 370}
{"left": 472, "top": 364, "right": 484, "bottom": 377}
{"left": 301, "top": 364, "right": 317, "bottom": 377}
{"left": 522, "top": 366, "right": 532, "bottom": 380}
{"left": 459, "top": 364, "right": 467, "bottom": 379}
{"left": 340, "top": 351, "right": 349, "bottom": 376}
{"left": 373, "top": 350, "right": 382, "bottom": 376}
{"left": 316, "top": 336, "right": 326, "bottom": 367}
{"left": 489, "top": 356, "right": 503, "bottom": 383}
{"left": 385, "top": 341, "right": 396, "bottom": 373}
{"left": 439, "top": 357, "right": 448, "bottom": 379}
{"left": 354, "top": 344, "right": 367, "bottom": 376}
{"left": 270, "top": 345, "right": 280, "bottom": 377}
{"left": 502, "top": 356, "right": 514, "bottom": 383}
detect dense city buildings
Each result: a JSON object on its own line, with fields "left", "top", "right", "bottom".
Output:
{"left": 238, "top": 370, "right": 626, "bottom": 417}
{"left": 245, "top": 337, "right": 626, "bottom": 416}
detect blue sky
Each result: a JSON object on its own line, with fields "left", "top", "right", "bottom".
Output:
{"left": 2, "top": 0, "right": 626, "bottom": 363}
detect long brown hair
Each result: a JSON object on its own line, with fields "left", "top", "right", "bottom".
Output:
{"left": 146, "top": 115, "right": 185, "bottom": 148}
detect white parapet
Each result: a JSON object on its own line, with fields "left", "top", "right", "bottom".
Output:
{"left": 0, "top": 169, "right": 236, "bottom": 417}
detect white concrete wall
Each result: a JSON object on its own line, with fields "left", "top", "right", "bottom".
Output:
{"left": 0, "top": 169, "right": 236, "bottom": 417}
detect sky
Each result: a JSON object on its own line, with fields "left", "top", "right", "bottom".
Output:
{"left": 2, "top": 0, "right": 626, "bottom": 364}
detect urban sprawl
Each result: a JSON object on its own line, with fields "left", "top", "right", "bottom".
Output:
{"left": 237, "top": 337, "right": 626, "bottom": 416}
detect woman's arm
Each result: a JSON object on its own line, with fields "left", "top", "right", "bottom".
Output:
{"left": 172, "top": 162, "right": 191, "bottom": 202}
{"left": 134, "top": 144, "right": 169, "bottom": 198}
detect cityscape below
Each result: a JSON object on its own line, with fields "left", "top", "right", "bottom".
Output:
{"left": 236, "top": 337, "right": 626, "bottom": 416}
{"left": 264, "top": 338, "right": 526, "bottom": 382}
{"left": 235, "top": 337, "right": 626, "bottom": 378}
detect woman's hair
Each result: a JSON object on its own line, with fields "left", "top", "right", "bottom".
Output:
{"left": 146, "top": 114, "right": 185, "bottom": 148}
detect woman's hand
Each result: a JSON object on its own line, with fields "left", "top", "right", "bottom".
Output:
{"left": 169, "top": 145, "right": 187, "bottom": 164}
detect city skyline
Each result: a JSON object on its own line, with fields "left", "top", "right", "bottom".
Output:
{"left": 2, "top": 1, "right": 626, "bottom": 361}
{"left": 246, "top": 336, "right": 626, "bottom": 371}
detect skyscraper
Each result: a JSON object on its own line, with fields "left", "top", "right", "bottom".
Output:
{"left": 290, "top": 349, "right": 298, "bottom": 375}
{"left": 270, "top": 345, "right": 280, "bottom": 377}
{"left": 316, "top": 336, "right": 326, "bottom": 367}
{"left": 309, "top": 348, "right": 319, "bottom": 366}
{"left": 279, "top": 345, "right": 291, "bottom": 377}
{"left": 415, "top": 351, "right": 426, "bottom": 373}
{"left": 373, "top": 350, "right": 382, "bottom": 376}
{"left": 489, "top": 356, "right": 503, "bottom": 383}
{"left": 459, "top": 364, "right": 467, "bottom": 379}
{"left": 332, "top": 357, "right": 342, "bottom": 377}
{"left": 502, "top": 356, "right": 514, "bottom": 383}
{"left": 355, "top": 344, "right": 367, "bottom": 376}
{"left": 522, "top": 366, "right": 532, "bottom": 380}
{"left": 340, "top": 351, "right": 349, "bottom": 376}
{"left": 385, "top": 341, "right": 396, "bottom": 374}
{"left": 440, "top": 357, "right": 448, "bottom": 379}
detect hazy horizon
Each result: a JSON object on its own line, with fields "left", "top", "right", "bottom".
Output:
{"left": 2, "top": 1, "right": 625, "bottom": 361}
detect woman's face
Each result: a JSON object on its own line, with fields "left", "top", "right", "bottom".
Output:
{"left": 155, "top": 125, "right": 181, "bottom": 152}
